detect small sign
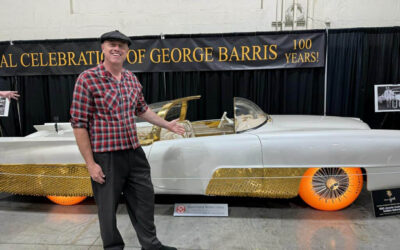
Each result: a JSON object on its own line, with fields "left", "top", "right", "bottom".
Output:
{"left": 173, "top": 203, "right": 228, "bottom": 217}
{"left": 374, "top": 84, "right": 400, "bottom": 112}
{"left": 371, "top": 188, "right": 400, "bottom": 217}
{"left": 0, "top": 97, "right": 10, "bottom": 117}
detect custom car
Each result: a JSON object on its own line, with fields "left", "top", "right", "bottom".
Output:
{"left": 1, "top": 95, "right": 400, "bottom": 211}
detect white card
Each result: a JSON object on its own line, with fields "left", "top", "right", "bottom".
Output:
{"left": 0, "top": 97, "right": 10, "bottom": 117}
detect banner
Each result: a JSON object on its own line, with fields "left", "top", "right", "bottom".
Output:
{"left": 0, "top": 32, "right": 325, "bottom": 76}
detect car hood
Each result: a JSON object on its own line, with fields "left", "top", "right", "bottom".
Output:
{"left": 257, "top": 115, "right": 370, "bottom": 132}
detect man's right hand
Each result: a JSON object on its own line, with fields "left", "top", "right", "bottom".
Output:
{"left": 87, "top": 162, "right": 106, "bottom": 184}
{"left": 73, "top": 128, "right": 105, "bottom": 184}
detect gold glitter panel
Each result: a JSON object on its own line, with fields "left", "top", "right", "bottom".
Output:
{"left": 0, "top": 164, "right": 92, "bottom": 196}
{"left": 206, "top": 168, "right": 307, "bottom": 198}
{"left": 1, "top": 164, "right": 307, "bottom": 198}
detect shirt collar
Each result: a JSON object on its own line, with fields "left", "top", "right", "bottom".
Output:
{"left": 96, "top": 63, "right": 127, "bottom": 80}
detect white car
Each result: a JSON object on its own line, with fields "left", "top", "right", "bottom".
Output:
{"left": 1, "top": 95, "right": 400, "bottom": 211}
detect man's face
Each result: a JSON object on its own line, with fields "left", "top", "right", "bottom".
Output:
{"left": 101, "top": 40, "right": 129, "bottom": 65}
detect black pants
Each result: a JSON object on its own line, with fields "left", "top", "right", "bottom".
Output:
{"left": 92, "top": 147, "right": 162, "bottom": 250}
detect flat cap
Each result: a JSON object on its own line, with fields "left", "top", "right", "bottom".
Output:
{"left": 100, "top": 30, "right": 132, "bottom": 46}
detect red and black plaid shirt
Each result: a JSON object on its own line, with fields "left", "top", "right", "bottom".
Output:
{"left": 70, "top": 63, "right": 148, "bottom": 152}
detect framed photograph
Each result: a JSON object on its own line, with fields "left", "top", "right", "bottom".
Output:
{"left": 374, "top": 84, "right": 400, "bottom": 112}
{"left": 0, "top": 97, "right": 10, "bottom": 117}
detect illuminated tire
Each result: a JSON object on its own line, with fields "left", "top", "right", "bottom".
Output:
{"left": 47, "top": 196, "right": 87, "bottom": 206}
{"left": 299, "top": 167, "right": 363, "bottom": 211}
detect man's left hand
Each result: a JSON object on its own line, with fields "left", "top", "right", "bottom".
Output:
{"left": 167, "top": 119, "right": 186, "bottom": 135}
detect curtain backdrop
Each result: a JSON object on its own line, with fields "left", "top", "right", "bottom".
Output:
{"left": 327, "top": 27, "right": 400, "bottom": 129}
{"left": 1, "top": 27, "right": 399, "bottom": 136}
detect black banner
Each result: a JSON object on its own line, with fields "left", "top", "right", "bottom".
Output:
{"left": 0, "top": 32, "right": 325, "bottom": 76}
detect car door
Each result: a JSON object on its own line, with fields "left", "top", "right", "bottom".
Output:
{"left": 147, "top": 133, "right": 262, "bottom": 195}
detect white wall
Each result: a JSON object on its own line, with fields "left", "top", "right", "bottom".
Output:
{"left": 0, "top": 0, "right": 400, "bottom": 42}
{"left": 312, "top": 0, "right": 400, "bottom": 29}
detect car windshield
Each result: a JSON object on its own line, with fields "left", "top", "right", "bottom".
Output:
{"left": 136, "top": 101, "right": 182, "bottom": 123}
{"left": 234, "top": 97, "right": 268, "bottom": 132}
{"left": 149, "top": 101, "right": 182, "bottom": 121}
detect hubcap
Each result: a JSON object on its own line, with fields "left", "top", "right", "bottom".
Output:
{"left": 326, "top": 178, "right": 339, "bottom": 190}
{"left": 312, "top": 168, "right": 349, "bottom": 200}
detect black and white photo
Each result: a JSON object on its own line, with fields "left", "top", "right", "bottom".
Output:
{"left": 374, "top": 84, "right": 400, "bottom": 112}
{"left": 0, "top": 97, "right": 10, "bottom": 117}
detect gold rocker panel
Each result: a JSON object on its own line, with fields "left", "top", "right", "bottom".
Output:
{"left": 206, "top": 168, "right": 308, "bottom": 199}
{"left": 0, "top": 164, "right": 92, "bottom": 196}
{"left": 1, "top": 165, "right": 307, "bottom": 198}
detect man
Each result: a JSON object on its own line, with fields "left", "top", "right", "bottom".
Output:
{"left": 70, "top": 30, "right": 183, "bottom": 250}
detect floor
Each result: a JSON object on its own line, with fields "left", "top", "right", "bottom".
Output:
{"left": 0, "top": 186, "right": 399, "bottom": 250}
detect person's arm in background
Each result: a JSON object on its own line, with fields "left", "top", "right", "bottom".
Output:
{"left": 70, "top": 76, "right": 105, "bottom": 184}
{"left": 0, "top": 91, "right": 19, "bottom": 100}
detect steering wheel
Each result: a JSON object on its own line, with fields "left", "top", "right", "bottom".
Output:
{"left": 218, "top": 111, "right": 234, "bottom": 128}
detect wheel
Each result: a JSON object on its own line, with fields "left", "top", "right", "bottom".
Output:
{"left": 299, "top": 167, "right": 363, "bottom": 211}
{"left": 46, "top": 195, "right": 87, "bottom": 206}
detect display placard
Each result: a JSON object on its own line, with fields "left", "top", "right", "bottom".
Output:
{"left": 173, "top": 203, "right": 228, "bottom": 217}
{"left": 371, "top": 188, "right": 400, "bottom": 217}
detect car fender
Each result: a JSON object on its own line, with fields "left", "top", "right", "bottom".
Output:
{"left": 147, "top": 133, "right": 263, "bottom": 194}
{"left": 254, "top": 129, "right": 400, "bottom": 190}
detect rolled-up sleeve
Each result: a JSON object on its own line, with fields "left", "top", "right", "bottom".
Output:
{"left": 70, "top": 75, "right": 93, "bottom": 128}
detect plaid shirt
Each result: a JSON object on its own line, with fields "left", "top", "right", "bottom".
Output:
{"left": 70, "top": 63, "right": 148, "bottom": 152}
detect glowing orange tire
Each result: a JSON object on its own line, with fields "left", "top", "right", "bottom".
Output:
{"left": 299, "top": 167, "right": 363, "bottom": 211}
{"left": 46, "top": 196, "right": 87, "bottom": 206}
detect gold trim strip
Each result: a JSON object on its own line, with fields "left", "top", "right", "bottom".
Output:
{"left": 0, "top": 164, "right": 92, "bottom": 196}
{"left": 1, "top": 164, "right": 307, "bottom": 198}
{"left": 206, "top": 168, "right": 307, "bottom": 199}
